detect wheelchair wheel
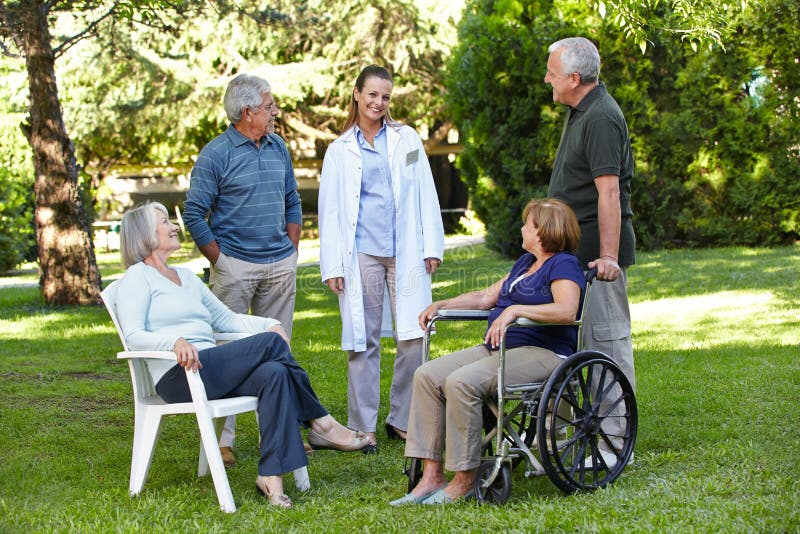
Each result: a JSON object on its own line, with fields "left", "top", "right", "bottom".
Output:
{"left": 404, "top": 457, "right": 423, "bottom": 493}
{"left": 474, "top": 460, "right": 512, "bottom": 504}
{"left": 537, "top": 351, "right": 637, "bottom": 494}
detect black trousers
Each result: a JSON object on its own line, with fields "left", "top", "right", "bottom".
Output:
{"left": 156, "top": 332, "right": 328, "bottom": 476}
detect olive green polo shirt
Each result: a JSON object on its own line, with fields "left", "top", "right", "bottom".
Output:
{"left": 547, "top": 82, "right": 636, "bottom": 268}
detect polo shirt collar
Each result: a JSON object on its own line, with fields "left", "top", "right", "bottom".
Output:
{"left": 572, "top": 81, "right": 607, "bottom": 112}
{"left": 225, "top": 123, "right": 273, "bottom": 147}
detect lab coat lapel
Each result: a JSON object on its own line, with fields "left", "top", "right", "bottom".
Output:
{"left": 386, "top": 124, "right": 402, "bottom": 203}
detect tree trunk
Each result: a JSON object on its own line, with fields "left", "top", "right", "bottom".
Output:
{"left": 21, "top": 1, "right": 102, "bottom": 304}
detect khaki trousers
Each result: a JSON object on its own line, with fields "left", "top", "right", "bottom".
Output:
{"left": 404, "top": 344, "right": 563, "bottom": 472}
{"left": 210, "top": 249, "right": 299, "bottom": 447}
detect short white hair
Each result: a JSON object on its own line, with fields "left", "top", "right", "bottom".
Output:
{"left": 548, "top": 37, "right": 601, "bottom": 84}
{"left": 224, "top": 74, "right": 272, "bottom": 124}
{"left": 119, "top": 202, "right": 169, "bottom": 268}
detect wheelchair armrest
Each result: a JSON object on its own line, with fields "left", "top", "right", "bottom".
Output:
{"left": 435, "top": 309, "right": 492, "bottom": 321}
{"left": 512, "top": 317, "right": 581, "bottom": 328}
{"left": 117, "top": 350, "right": 177, "bottom": 361}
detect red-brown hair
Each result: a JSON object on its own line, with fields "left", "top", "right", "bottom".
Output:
{"left": 521, "top": 198, "right": 581, "bottom": 253}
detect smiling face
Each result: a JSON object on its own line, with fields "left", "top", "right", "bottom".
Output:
{"left": 153, "top": 208, "right": 181, "bottom": 256}
{"left": 251, "top": 92, "right": 279, "bottom": 137}
{"left": 354, "top": 76, "right": 393, "bottom": 127}
{"left": 238, "top": 91, "right": 279, "bottom": 141}
{"left": 544, "top": 49, "right": 579, "bottom": 106}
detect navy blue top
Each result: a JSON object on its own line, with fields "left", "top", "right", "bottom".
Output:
{"left": 486, "top": 252, "right": 586, "bottom": 355}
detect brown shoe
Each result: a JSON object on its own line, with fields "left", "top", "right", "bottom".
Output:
{"left": 219, "top": 446, "right": 236, "bottom": 467}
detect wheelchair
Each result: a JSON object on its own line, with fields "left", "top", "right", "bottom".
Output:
{"left": 404, "top": 270, "right": 637, "bottom": 503}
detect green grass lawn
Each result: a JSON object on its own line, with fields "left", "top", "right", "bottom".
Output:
{"left": 1, "top": 243, "right": 798, "bottom": 532}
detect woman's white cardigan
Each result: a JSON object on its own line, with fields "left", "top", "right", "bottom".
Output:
{"left": 318, "top": 123, "right": 445, "bottom": 351}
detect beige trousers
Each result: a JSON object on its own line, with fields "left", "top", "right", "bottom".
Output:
{"left": 347, "top": 253, "right": 423, "bottom": 433}
{"left": 404, "top": 344, "right": 563, "bottom": 472}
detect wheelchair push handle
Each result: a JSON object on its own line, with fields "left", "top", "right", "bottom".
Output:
{"left": 585, "top": 267, "right": 598, "bottom": 283}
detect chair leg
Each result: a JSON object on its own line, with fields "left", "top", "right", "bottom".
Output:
{"left": 129, "top": 409, "right": 163, "bottom": 496}
{"left": 198, "top": 417, "right": 227, "bottom": 477}
{"left": 293, "top": 466, "right": 310, "bottom": 492}
{"left": 195, "top": 411, "right": 236, "bottom": 513}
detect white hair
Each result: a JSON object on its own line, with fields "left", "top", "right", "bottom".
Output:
{"left": 223, "top": 74, "right": 272, "bottom": 123}
{"left": 548, "top": 37, "right": 601, "bottom": 84}
{"left": 119, "top": 202, "right": 169, "bottom": 268}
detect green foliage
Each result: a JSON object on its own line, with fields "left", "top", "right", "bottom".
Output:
{"left": 446, "top": 0, "right": 561, "bottom": 257}
{"left": 591, "top": 0, "right": 750, "bottom": 52}
{"left": 448, "top": 0, "right": 800, "bottom": 256}
{"left": 48, "top": 0, "right": 460, "bottom": 170}
{"left": 0, "top": 111, "right": 35, "bottom": 272}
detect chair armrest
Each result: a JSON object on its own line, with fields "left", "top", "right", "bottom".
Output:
{"left": 213, "top": 332, "right": 252, "bottom": 343}
{"left": 117, "top": 350, "right": 177, "bottom": 360}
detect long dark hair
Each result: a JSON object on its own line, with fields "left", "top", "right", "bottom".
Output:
{"left": 341, "top": 65, "right": 398, "bottom": 134}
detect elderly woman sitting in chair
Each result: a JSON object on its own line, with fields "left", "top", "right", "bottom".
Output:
{"left": 390, "top": 198, "right": 587, "bottom": 505}
{"left": 116, "top": 202, "right": 370, "bottom": 509}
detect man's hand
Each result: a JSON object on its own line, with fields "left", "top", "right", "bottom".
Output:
{"left": 588, "top": 256, "right": 620, "bottom": 281}
{"left": 199, "top": 241, "right": 221, "bottom": 265}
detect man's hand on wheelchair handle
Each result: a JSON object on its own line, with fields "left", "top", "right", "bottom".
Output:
{"left": 588, "top": 256, "right": 620, "bottom": 282}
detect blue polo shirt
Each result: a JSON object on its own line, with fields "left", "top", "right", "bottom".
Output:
{"left": 184, "top": 125, "right": 301, "bottom": 264}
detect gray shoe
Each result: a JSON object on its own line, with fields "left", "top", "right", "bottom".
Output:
{"left": 389, "top": 485, "right": 446, "bottom": 506}
{"left": 420, "top": 487, "right": 475, "bottom": 505}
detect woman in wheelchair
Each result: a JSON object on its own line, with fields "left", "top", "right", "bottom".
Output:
{"left": 116, "top": 202, "right": 371, "bottom": 509}
{"left": 390, "top": 198, "right": 586, "bottom": 505}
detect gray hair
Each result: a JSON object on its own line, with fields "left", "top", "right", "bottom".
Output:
{"left": 223, "top": 74, "right": 272, "bottom": 124}
{"left": 119, "top": 202, "right": 169, "bottom": 268}
{"left": 548, "top": 37, "right": 600, "bottom": 84}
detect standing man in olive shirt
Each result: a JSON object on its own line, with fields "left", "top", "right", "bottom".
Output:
{"left": 545, "top": 37, "right": 636, "bottom": 466}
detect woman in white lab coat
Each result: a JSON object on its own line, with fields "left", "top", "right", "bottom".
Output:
{"left": 318, "top": 65, "right": 445, "bottom": 452}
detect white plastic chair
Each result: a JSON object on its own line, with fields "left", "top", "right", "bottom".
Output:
{"left": 101, "top": 279, "right": 310, "bottom": 513}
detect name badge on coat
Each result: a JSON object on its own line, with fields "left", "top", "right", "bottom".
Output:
{"left": 405, "top": 149, "right": 419, "bottom": 166}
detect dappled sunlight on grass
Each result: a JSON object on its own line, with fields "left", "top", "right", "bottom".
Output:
{"left": 293, "top": 309, "right": 329, "bottom": 320}
{"left": 632, "top": 290, "right": 799, "bottom": 350}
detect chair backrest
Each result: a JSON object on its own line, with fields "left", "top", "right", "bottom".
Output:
{"left": 100, "top": 279, "right": 161, "bottom": 403}
{"left": 101, "top": 280, "right": 128, "bottom": 350}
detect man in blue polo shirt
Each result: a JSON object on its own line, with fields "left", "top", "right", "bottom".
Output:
{"left": 545, "top": 37, "right": 636, "bottom": 468}
{"left": 183, "top": 73, "right": 301, "bottom": 466}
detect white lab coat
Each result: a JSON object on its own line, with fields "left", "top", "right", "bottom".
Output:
{"left": 318, "top": 123, "right": 445, "bottom": 351}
